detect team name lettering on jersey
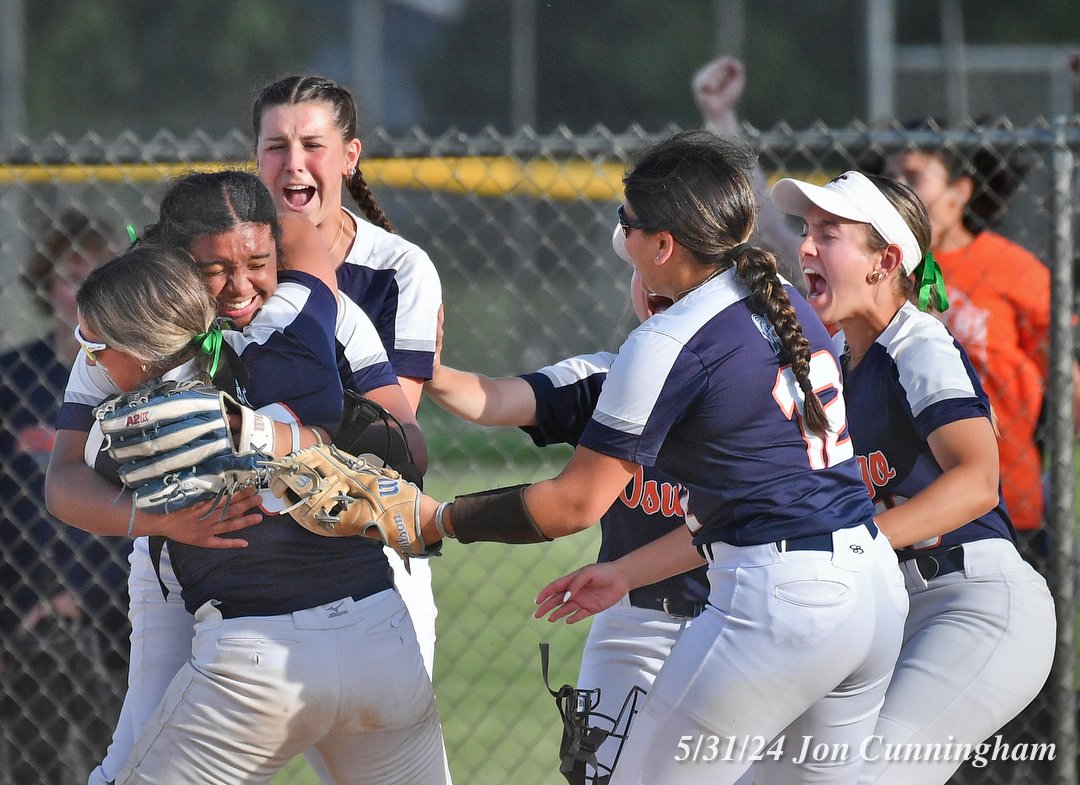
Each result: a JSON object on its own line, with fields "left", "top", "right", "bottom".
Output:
{"left": 856, "top": 450, "right": 897, "bottom": 498}
{"left": 619, "top": 466, "right": 684, "bottom": 518}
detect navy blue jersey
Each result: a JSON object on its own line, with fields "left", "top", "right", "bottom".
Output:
{"left": 334, "top": 293, "right": 399, "bottom": 395}
{"left": 337, "top": 209, "right": 441, "bottom": 380}
{"left": 838, "top": 303, "right": 1015, "bottom": 557}
{"left": 520, "top": 352, "right": 708, "bottom": 608}
{"left": 579, "top": 270, "right": 876, "bottom": 548}
{"left": 334, "top": 208, "right": 440, "bottom": 380}
{"left": 169, "top": 271, "right": 390, "bottom": 616}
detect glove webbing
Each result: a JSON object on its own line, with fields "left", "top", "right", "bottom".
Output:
{"left": 539, "top": 643, "right": 644, "bottom": 785}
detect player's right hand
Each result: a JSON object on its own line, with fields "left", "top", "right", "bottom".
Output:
{"left": 692, "top": 55, "right": 746, "bottom": 136}
{"left": 147, "top": 486, "right": 264, "bottom": 549}
{"left": 534, "top": 562, "right": 631, "bottom": 624}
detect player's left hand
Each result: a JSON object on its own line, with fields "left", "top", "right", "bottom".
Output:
{"left": 534, "top": 563, "right": 631, "bottom": 624}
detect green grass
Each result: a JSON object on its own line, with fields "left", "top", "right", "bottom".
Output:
{"left": 271, "top": 455, "right": 600, "bottom": 785}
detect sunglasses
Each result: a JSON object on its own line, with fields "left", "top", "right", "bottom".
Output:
{"left": 617, "top": 204, "right": 653, "bottom": 236}
{"left": 74, "top": 323, "right": 109, "bottom": 362}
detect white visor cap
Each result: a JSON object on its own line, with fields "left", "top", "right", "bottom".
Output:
{"left": 771, "top": 171, "right": 922, "bottom": 275}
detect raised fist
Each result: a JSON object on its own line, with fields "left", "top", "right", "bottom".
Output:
{"left": 692, "top": 56, "right": 746, "bottom": 137}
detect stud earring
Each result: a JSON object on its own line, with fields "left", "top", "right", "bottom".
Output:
{"left": 866, "top": 270, "right": 885, "bottom": 285}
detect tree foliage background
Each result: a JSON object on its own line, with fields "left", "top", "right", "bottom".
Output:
{"left": 18, "top": 0, "right": 1080, "bottom": 139}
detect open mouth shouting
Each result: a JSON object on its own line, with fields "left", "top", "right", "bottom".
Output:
{"left": 282, "top": 184, "right": 317, "bottom": 210}
{"left": 646, "top": 292, "right": 675, "bottom": 315}
{"left": 803, "top": 267, "right": 828, "bottom": 300}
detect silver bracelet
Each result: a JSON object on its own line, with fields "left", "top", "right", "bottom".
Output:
{"left": 310, "top": 426, "right": 324, "bottom": 446}
{"left": 434, "top": 502, "right": 455, "bottom": 540}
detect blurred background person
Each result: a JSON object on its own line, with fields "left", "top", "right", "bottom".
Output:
{"left": 884, "top": 126, "right": 1071, "bottom": 565}
{"left": 0, "top": 209, "right": 130, "bottom": 784}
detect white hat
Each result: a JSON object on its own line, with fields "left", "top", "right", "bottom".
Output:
{"left": 771, "top": 171, "right": 922, "bottom": 274}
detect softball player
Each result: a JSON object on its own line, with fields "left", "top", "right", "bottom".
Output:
{"left": 46, "top": 172, "right": 438, "bottom": 785}
{"left": 57, "top": 242, "right": 448, "bottom": 785}
{"left": 425, "top": 271, "right": 707, "bottom": 781}
{"left": 771, "top": 170, "right": 1055, "bottom": 785}
{"left": 390, "top": 131, "right": 907, "bottom": 785}
{"left": 253, "top": 75, "right": 442, "bottom": 674}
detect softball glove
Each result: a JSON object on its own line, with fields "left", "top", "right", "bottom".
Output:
{"left": 93, "top": 379, "right": 269, "bottom": 514}
{"left": 263, "top": 444, "right": 438, "bottom": 570}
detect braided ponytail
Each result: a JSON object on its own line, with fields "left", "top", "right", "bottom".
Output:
{"left": 730, "top": 245, "right": 830, "bottom": 438}
{"left": 346, "top": 167, "right": 393, "bottom": 232}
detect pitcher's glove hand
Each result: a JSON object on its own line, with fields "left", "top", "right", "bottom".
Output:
{"left": 93, "top": 379, "right": 269, "bottom": 514}
{"left": 263, "top": 444, "right": 439, "bottom": 571}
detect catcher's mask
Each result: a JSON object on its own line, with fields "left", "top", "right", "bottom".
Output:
{"left": 539, "top": 643, "right": 644, "bottom": 785}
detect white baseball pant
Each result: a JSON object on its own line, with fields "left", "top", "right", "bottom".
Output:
{"left": 88, "top": 539, "right": 192, "bottom": 785}
{"left": 114, "top": 588, "right": 448, "bottom": 785}
{"left": 385, "top": 547, "right": 438, "bottom": 676}
{"left": 858, "top": 538, "right": 1056, "bottom": 785}
{"left": 610, "top": 525, "right": 908, "bottom": 785}
{"left": 91, "top": 543, "right": 436, "bottom": 785}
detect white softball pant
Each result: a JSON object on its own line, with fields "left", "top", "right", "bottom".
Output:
{"left": 575, "top": 598, "right": 693, "bottom": 777}
{"left": 91, "top": 543, "right": 437, "bottom": 785}
{"left": 610, "top": 525, "right": 908, "bottom": 785}
{"left": 89, "top": 538, "right": 192, "bottom": 785}
{"left": 113, "top": 588, "right": 448, "bottom": 785}
{"left": 385, "top": 547, "right": 438, "bottom": 677}
{"left": 858, "top": 539, "right": 1056, "bottom": 785}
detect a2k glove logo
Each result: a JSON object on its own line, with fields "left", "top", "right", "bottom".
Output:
{"left": 126, "top": 412, "right": 150, "bottom": 427}
{"left": 377, "top": 477, "right": 400, "bottom": 497}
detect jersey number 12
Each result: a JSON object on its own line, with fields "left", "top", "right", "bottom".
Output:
{"left": 772, "top": 350, "right": 854, "bottom": 470}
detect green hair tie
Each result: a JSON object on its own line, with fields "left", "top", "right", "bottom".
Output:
{"left": 915, "top": 250, "right": 949, "bottom": 312}
{"left": 126, "top": 224, "right": 138, "bottom": 245}
{"left": 193, "top": 326, "right": 224, "bottom": 378}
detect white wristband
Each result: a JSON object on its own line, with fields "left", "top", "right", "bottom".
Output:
{"left": 434, "top": 502, "right": 455, "bottom": 540}
{"left": 287, "top": 418, "right": 301, "bottom": 453}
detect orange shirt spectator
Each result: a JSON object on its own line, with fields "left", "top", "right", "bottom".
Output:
{"left": 934, "top": 231, "right": 1048, "bottom": 529}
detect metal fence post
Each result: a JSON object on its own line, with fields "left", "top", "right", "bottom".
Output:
{"left": 1048, "top": 115, "right": 1077, "bottom": 785}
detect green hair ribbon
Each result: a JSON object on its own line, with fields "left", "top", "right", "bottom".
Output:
{"left": 126, "top": 224, "right": 138, "bottom": 245}
{"left": 915, "top": 250, "right": 949, "bottom": 313}
{"left": 193, "top": 326, "right": 224, "bottom": 378}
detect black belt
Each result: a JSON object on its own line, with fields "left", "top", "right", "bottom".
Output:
{"left": 627, "top": 589, "right": 705, "bottom": 619}
{"left": 901, "top": 546, "right": 966, "bottom": 581}
{"left": 698, "top": 521, "right": 879, "bottom": 561}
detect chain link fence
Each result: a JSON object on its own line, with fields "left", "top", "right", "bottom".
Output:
{"left": 1, "top": 120, "right": 1078, "bottom": 785}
